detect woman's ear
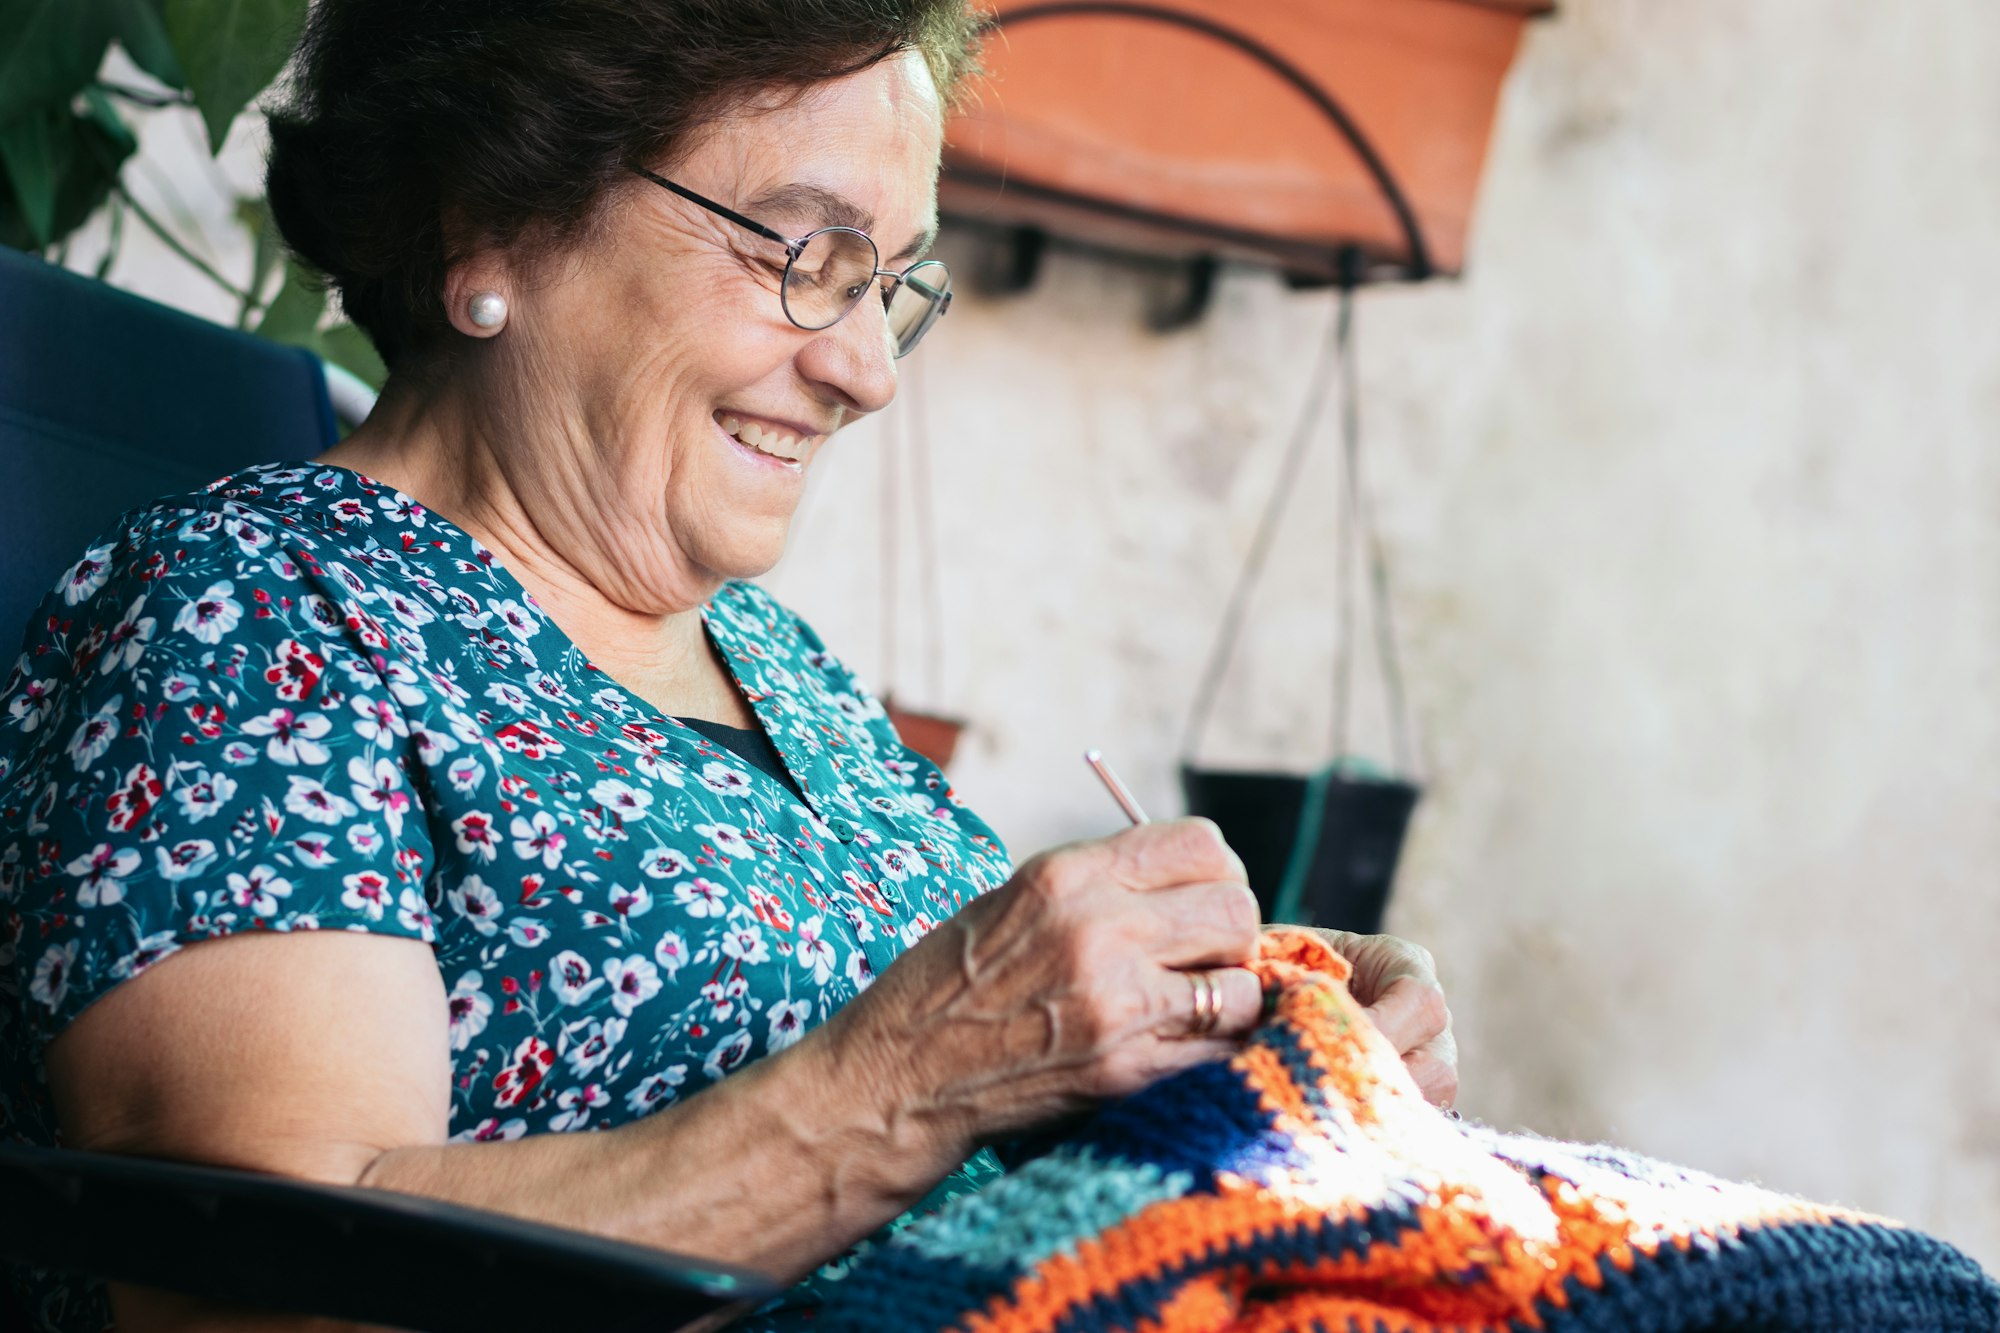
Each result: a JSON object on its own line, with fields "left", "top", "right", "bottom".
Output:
{"left": 442, "top": 257, "right": 512, "bottom": 339}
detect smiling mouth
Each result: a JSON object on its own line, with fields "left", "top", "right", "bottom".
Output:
{"left": 715, "top": 411, "right": 825, "bottom": 466}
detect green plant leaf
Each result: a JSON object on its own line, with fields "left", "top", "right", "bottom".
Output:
{"left": 0, "top": 100, "right": 134, "bottom": 252}
{"left": 0, "top": 0, "right": 115, "bottom": 126}
{"left": 109, "top": 0, "right": 185, "bottom": 88}
{"left": 314, "top": 323, "right": 386, "bottom": 391}
{"left": 163, "top": 0, "right": 306, "bottom": 153}
{"left": 255, "top": 259, "right": 325, "bottom": 344}
{"left": 233, "top": 193, "right": 281, "bottom": 324}
{"left": 0, "top": 108, "right": 60, "bottom": 246}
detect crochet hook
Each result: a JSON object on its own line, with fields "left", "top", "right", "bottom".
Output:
{"left": 1084, "top": 749, "right": 1150, "bottom": 825}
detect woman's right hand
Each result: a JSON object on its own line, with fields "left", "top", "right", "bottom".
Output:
{"left": 824, "top": 818, "right": 1266, "bottom": 1153}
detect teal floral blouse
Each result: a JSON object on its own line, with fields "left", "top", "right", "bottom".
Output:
{"left": 0, "top": 463, "right": 1014, "bottom": 1332}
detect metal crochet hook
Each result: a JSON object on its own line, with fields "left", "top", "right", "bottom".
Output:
{"left": 1084, "top": 749, "right": 1150, "bottom": 825}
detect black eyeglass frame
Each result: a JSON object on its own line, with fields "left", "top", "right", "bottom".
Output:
{"left": 632, "top": 167, "right": 952, "bottom": 358}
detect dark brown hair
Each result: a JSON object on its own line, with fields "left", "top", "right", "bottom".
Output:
{"left": 265, "top": 0, "right": 979, "bottom": 369}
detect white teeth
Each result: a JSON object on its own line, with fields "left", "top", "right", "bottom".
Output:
{"left": 716, "top": 411, "right": 813, "bottom": 465}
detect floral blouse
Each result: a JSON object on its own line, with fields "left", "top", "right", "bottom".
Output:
{"left": 0, "top": 463, "right": 1015, "bottom": 1332}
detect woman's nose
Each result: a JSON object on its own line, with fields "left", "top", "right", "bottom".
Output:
{"left": 796, "top": 288, "right": 898, "bottom": 415}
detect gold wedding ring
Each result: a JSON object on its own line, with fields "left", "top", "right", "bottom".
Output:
{"left": 1186, "top": 970, "right": 1223, "bottom": 1037}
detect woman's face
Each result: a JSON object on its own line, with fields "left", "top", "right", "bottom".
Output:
{"left": 467, "top": 49, "right": 945, "bottom": 613}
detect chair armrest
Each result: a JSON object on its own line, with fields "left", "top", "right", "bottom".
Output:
{"left": 0, "top": 1143, "right": 776, "bottom": 1333}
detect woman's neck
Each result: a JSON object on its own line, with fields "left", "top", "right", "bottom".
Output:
{"left": 314, "top": 376, "right": 752, "bottom": 726}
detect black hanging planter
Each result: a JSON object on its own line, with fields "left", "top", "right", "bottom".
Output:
{"left": 1180, "top": 763, "right": 1418, "bottom": 932}
{"left": 1178, "top": 281, "right": 1423, "bottom": 931}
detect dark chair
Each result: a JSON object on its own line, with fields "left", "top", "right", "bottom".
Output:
{"left": 0, "top": 244, "right": 337, "bottom": 641}
{"left": 0, "top": 249, "right": 779, "bottom": 1330}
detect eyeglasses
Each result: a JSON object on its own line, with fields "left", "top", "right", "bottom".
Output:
{"left": 633, "top": 167, "right": 952, "bottom": 359}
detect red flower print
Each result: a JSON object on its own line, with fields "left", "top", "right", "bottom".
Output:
{"left": 264, "top": 638, "right": 325, "bottom": 702}
{"left": 492, "top": 1036, "right": 555, "bottom": 1109}
{"left": 104, "top": 763, "right": 162, "bottom": 833}
{"left": 495, "top": 719, "right": 563, "bottom": 761}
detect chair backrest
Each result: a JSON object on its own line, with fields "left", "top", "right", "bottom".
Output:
{"left": 0, "top": 245, "right": 339, "bottom": 646}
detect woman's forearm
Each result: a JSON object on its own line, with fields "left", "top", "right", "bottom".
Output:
{"left": 357, "top": 1012, "right": 967, "bottom": 1282}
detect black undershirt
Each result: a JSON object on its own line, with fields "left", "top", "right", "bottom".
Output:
{"left": 671, "top": 716, "right": 803, "bottom": 799}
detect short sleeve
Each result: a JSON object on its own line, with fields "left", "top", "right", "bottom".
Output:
{"left": 0, "top": 502, "right": 438, "bottom": 1050}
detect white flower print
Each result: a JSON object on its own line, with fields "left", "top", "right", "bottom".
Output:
{"left": 284, "top": 774, "right": 358, "bottom": 826}
{"left": 697, "top": 762, "right": 754, "bottom": 796}
{"left": 767, "top": 998, "right": 812, "bottom": 1051}
{"left": 625, "top": 1065, "right": 687, "bottom": 1115}
{"left": 603, "top": 955, "right": 661, "bottom": 1016}
{"left": 876, "top": 843, "right": 923, "bottom": 882}
{"left": 548, "top": 1083, "right": 609, "bottom": 1133}
{"left": 510, "top": 811, "right": 566, "bottom": 869}
{"left": 720, "top": 923, "right": 769, "bottom": 966}
{"left": 452, "top": 1117, "right": 528, "bottom": 1143}
{"left": 508, "top": 918, "right": 552, "bottom": 948}
{"left": 172, "top": 580, "right": 244, "bottom": 644}
{"left": 446, "top": 875, "right": 503, "bottom": 936}
{"left": 221, "top": 740, "right": 259, "bottom": 765}
{"left": 155, "top": 838, "right": 217, "bottom": 882}
{"left": 489, "top": 598, "right": 538, "bottom": 642}
{"left": 653, "top": 931, "right": 688, "bottom": 978}
{"left": 639, "top": 846, "right": 692, "bottom": 879}
{"left": 65, "top": 693, "right": 122, "bottom": 771}
{"left": 5, "top": 674, "right": 54, "bottom": 734}
{"left": 292, "top": 834, "right": 336, "bottom": 868}
{"left": 351, "top": 694, "right": 409, "bottom": 743}
{"left": 564, "top": 1017, "right": 627, "bottom": 1077}
{"left": 590, "top": 687, "right": 630, "bottom": 716}
{"left": 223, "top": 864, "right": 294, "bottom": 917}
{"left": 446, "top": 756, "right": 485, "bottom": 792}
{"left": 672, "top": 877, "right": 728, "bottom": 918}
{"left": 452, "top": 810, "right": 499, "bottom": 862}
{"left": 847, "top": 950, "right": 876, "bottom": 992}
{"left": 349, "top": 755, "right": 412, "bottom": 838}
{"left": 30, "top": 941, "right": 79, "bottom": 1009}
{"left": 550, "top": 949, "right": 604, "bottom": 1005}
{"left": 340, "top": 870, "right": 392, "bottom": 920}
{"left": 702, "top": 1029, "right": 754, "bottom": 1081}
{"left": 397, "top": 888, "right": 437, "bottom": 938}
{"left": 383, "top": 590, "right": 435, "bottom": 628}
{"left": 347, "top": 823, "right": 383, "bottom": 856}
{"left": 99, "top": 595, "right": 156, "bottom": 675}
{"left": 300, "top": 593, "right": 344, "bottom": 633}
{"left": 589, "top": 778, "right": 652, "bottom": 819}
{"left": 109, "top": 930, "right": 181, "bottom": 981}
{"left": 65, "top": 843, "right": 140, "bottom": 908}
{"left": 242, "top": 707, "right": 333, "bottom": 766}
{"left": 796, "top": 915, "right": 837, "bottom": 986}
{"left": 608, "top": 884, "right": 652, "bottom": 919}
{"left": 693, "top": 822, "right": 754, "bottom": 859}
{"left": 174, "top": 769, "right": 237, "bottom": 823}
{"left": 60, "top": 544, "right": 115, "bottom": 606}
{"left": 410, "top": 724, "right": 459, "bottom": 766}
{"left": 447, "top": 972, "right": 492, "bottom": 1051}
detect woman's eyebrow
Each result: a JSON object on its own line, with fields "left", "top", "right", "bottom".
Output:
{"left": 746, "top": 181, "right": 937, "bottom": 260}
{"left": 747, "top": 182, "right": 873, "bottom": 232}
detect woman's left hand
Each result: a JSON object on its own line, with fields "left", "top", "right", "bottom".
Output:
{"left": 1295, "top": 928, "right": 1459, "bottom": 1109}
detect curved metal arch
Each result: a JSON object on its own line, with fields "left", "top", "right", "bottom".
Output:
{"left": 975, "top": 1, "right": 1434, "bottom": 281}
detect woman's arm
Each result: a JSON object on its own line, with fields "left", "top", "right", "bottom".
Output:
{"left": 49, "top": 818, "right": 1265, "bottom": 1330}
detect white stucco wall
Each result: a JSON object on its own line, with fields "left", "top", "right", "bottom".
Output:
{"left": 70, "top": 0, "right": 2000, "bottom": 1271}
{"left": 772, "top": 0, "right": 2000, "bottom": 1268}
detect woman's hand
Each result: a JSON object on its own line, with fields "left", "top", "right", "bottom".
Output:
{"left": 827, "top": 818, "right": 1265, "bottom": 1151}
{"left": 1303, "top": 928, "right": 1459, "bottom": 1108}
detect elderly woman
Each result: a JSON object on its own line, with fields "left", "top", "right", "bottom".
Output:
{"left": 0, "top": 1, "right": 1455, "bottom": 1329}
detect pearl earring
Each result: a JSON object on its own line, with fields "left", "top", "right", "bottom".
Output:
{"left": 467, "top": 291, "right": 508, "bottom": 330}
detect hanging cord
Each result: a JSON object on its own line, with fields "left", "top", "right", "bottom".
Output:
{"left": 908, "top": 362, "right": 947, "bottom": 702}
{"left": 1328, "top": 296, "right": 1417, "bottom": 776}
{"left": 880, "top": 400, "right": 902, "bottom": 692}
{"left": 1179, "top": 290, "right": 1350, "bottom": 763}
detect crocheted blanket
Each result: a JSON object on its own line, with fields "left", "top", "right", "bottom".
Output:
{"left": 823, "top": 930, "right": 2000, "bottom": 1332}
